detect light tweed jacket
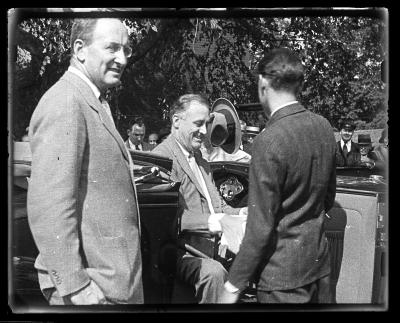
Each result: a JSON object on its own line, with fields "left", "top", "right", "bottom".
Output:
{"left": 27, "top": 70, "right": 143, "bottom": 304}
{"left": 153, "top": 135, "right": 238, "bottom": 233}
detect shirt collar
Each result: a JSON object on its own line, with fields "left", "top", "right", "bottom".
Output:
{"left": 68, "top": 66, "right": 101, "bottom": 100}
{"left": 340, "top": 139, "right": 352, "bottom": 150}
{"left": 271, "top": 101, "right": 299, "bottom": 117}
{"left": 129, "top": 139, "right": 141, "bottom": 149}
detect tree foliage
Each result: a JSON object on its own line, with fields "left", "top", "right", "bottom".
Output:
{"left": 11, "top": 12, "right": 387, "bottom": 140}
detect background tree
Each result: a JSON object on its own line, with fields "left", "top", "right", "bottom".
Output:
{"left": 10, "top": 11, "right": 387, "bottom": 141}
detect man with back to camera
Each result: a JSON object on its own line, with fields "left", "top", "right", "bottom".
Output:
{"left": 153, "top": 94, "right": 248, "bottom": 303}
{"left": 27, "top": 18, "right": 143, "bottom": 305}
{"left": 336, "top": 120, "right": 361, "bottom": 167}
{"left": 219, "top": 48, "right": 337, "bottom": 303}
{"left": 126, "top": 121, "right": 152, "bottom": 151}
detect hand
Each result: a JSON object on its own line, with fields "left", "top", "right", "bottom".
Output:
{"left": 69, "top": 280, "right": 107, "bottom": 305}
{"left": 218, "top": 288, "right": 240, "bottom": 304}
{"left": 208, "top": 213, "right": 225, "bottom": 233}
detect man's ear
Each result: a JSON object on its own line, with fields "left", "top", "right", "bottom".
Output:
{"left": 258, "top": 74, "right": 269, "bottom": 94}
{"left": 73, "top": 39, "right": 86, "bottom": 63}
{"left": 172, "top": 114, "right": 181, "bottom": 129}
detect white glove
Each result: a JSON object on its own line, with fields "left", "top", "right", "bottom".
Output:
{"left": 208, "top": 213, "right": 225, "bottom": 233}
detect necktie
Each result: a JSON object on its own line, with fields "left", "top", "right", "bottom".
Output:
{"left": 100, "top": 96, "right": 115, "bottom": 126}
{"left": 135, "top": 144, "right": 141, "bottom": 151}
{"left": 343, "top": 144, "right": 348, "bottom": 156}
{"left": 188, "top": 153, "right": 215, "bottom": 214}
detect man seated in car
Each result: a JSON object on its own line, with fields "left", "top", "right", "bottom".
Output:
{"left": 336, "top": 120, "right": 361, "bottom": 167}
{"left": 153, "top": 94, "right": 247, "bottom": 303}
{"left": 358, "top": 133, "right": 385, "bottom": 171}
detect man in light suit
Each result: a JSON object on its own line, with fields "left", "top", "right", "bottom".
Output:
{"left": 27, "top": 18, "right": 143, "bottom": 305}
{"left": 153, "top": 94, "right": 247, "bottom": 303}
{"left": 220, "top": 48, "right": 336, "bottom": 303}
{"left": 125, "top": 121, "right": 152, "bottom": 151}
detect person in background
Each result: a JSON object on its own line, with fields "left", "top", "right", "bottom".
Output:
{"left": 336, "top": 120, "right": 360, "bottom": 167}
{"left": 242, "top": 125, "right": 260, "bottom": 155}
{"left": 153, "top": 94, "right": 247, "bottom": 303}
{"left": 27, "top": 18, "right": 143, "bottom": 305}
{"left": 220, "top": 47, "right": 336, "bottom": 304}
{"left": 245, "top": 126, "right": 260, "bottom": 145}
{"left": 148, "top": 133, "right": 159, "bottom": 150}
{"left": 126, "top": 121, "right": 152, "bottom": 151}
{"left": 200, "top": 135, "right": 251, "bottom": 163}
{"left": 357, "top": 133, "right": 385, "bottom": 171}
{"left": 373, "top": 128, "right": 388, "bottom": 164}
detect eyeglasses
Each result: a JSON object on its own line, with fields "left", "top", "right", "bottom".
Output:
{"left": 106, "top": 42, "right": 132, "bottom": 58}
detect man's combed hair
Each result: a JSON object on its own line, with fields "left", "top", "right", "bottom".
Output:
{"left": 169, "top": 94, "right": 210, "bottom": 121}
{"left": 70, "top": 19, "right": 99, "bottom": 49}
{"left": 70, "top": 18, "right": 124, "bottom": 50}
{"left": 257, "top": 48, "right": 304, "bottom": 95}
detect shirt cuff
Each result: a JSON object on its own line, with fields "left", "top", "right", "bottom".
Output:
{"left": 224, "top": 281, "right": 240, "bottom": 294}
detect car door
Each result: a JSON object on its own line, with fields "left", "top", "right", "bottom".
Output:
{"left": 129, "top": 150, "right": 180, "bottom": 304}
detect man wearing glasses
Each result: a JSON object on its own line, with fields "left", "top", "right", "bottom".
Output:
{"left": 27, "top": 18, "right": 143, "bottom": 305}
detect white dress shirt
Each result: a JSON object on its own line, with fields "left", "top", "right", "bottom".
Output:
{"left": 128, "top": 139, "right": 143, "bottom": 151}
{"left": 340, "top": 139, "right": 352, "bottom": 153}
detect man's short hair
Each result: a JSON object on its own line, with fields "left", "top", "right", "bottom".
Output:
{"left": 257, "top": 48, "right": 304, "bottom": 95}
{"left": 169, "top": 94, "right": 209, "bottom": 122}
{"left": 70, "top": 18, "right": 124, "bottom": 50}
{"left": 70, "top": 19, "right": 99, "bottom": 49}
{"left": 128, "top": 122, "right": 146, "bottom": 132}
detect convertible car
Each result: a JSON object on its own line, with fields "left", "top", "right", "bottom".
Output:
{"left": 9, "top": 143, "right": 387, "bottom": 309}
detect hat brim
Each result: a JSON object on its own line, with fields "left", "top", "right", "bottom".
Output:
{"left": 209, "top": 98, "right": 242, "bottom": 154}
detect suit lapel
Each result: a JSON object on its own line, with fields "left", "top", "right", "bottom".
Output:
{"left": 167, "top": 137, "right": 207, "bottom": 198}
{"left": 62, "top": 71, "right": 129, "bottom": 163}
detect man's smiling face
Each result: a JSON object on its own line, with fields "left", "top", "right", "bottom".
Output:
{"left": 83, "top": 19, "right": 129, "bottom": 92}
{"left": 175, "top": 101, "right": 210, "bottom": 153}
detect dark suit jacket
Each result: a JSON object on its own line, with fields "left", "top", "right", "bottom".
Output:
{"left": 125, "top": 140, "right": 152, "bottom": 151}
{"left": 336, "top": 140, "right": 361, "bottom": 167}
{"left": 153, "top": 135, "right": 238, "bottom": 232}
{"left": 27, "top": 70, "right": 143, "bottom": 303}
{"left": 228, "top": 103, "right": 336, "bottom": 291}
